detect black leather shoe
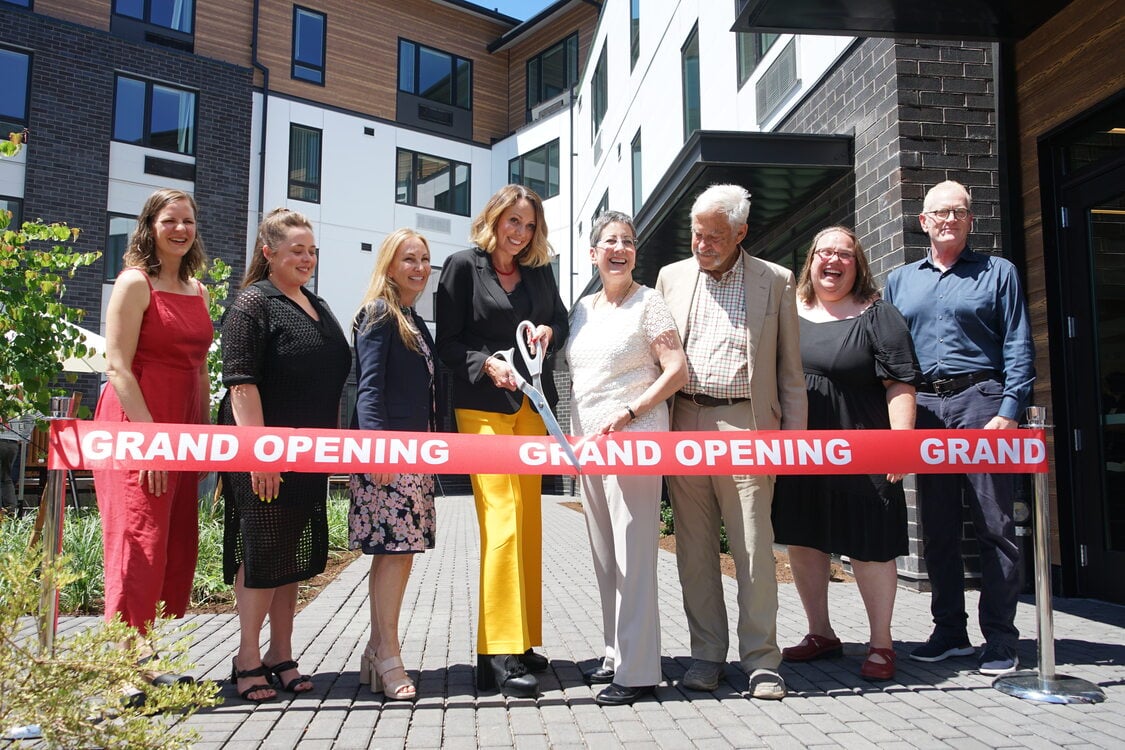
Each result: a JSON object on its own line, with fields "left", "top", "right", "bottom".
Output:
{"left": 595, "top": 683, "right": 652, "bottom": 706}
{"left": 477, "top": 654, "right": 539, "bottom": 698}
{"left": 519, "top": 648, "right": 549, "bottom": 673}
{"left": 585, "top": 666, "right": 615, "bottom": 685}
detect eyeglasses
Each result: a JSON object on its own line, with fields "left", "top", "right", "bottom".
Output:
{"left": 597, "top": 236, "right": 636, "bottom": 250}
{"left": 814, "top": 248, "right": 856, "bottom": 262}
{"left": 924, "top": 207, "right": 971, "bottom": 221}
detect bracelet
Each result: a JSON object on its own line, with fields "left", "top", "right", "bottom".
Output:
{"left": 625, "top": 405, "right": 637, "bottom": 421}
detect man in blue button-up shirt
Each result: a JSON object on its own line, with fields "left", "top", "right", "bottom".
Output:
{"left": 884, "top": 180, "right": 1034, "bottom": 676}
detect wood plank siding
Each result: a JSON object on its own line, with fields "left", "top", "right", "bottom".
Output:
{"left": 255, "top": 0, "right": 514, "bottom": 145}
{"left": 1015, "top": 0, "right": 1125, "bottom": 556}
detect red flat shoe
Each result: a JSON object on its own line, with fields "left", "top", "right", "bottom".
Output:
{"left": 782, "top": 633, "right": 843, "bottom": 662}
{"left": 860, "top": 646, "right": 896, "bottom": 681}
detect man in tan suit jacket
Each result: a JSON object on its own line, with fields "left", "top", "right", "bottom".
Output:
{"left": 655, "top": 184, "right": 806, "bottom": 700}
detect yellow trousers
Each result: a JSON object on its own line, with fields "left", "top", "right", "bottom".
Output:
{"left": 456, "top": 398, "right": 545, "bottom": 655}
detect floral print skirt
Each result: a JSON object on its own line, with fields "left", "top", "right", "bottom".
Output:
{"left": 348, "top": 472, "right": 436, "bottom": 554}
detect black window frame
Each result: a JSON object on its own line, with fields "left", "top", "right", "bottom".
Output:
{"left": 112, "top": 0, "right": 195, "bottom": 35}
{"left": 735, "top": 0, "right": 779, "bottom": 87}
{"left": 291, "top": 5, "right": 326, "bottom": 86}
{"left": 631, "top": 130, "right": 642, "bottom": 216}
{"left": 681, "top": 25, "right": 701, "bottom": 141}
{"left": 591, "top": 46, "right": 608, "bottom": 137}
{"left": 0, "top": 46, "right": 31, "bottom": 141}
{"left": 398, "top": 38, "right": 472, "bottom": 111}
{"left": 395, "top": 148, "right": 471, "bottom": 217}
{"left": 508, "top": 139, "right": 561, "bottom": 200}
{"left": 0, "top": 196, "right": 23, "bottom": 234}
{"left": 592, "top": 190, "right": 609, "bottom": 228}
{"left": 526, "top": 32, "right": 579, "bottom": 118}
{"left": 104, "top": 212, "right": 138, "bottom": 281}
{"left": 112, "top": 74, "right": 198, "bottom": 156}
{"left": 288, "top": 123, "right": 322, "bottom": 204}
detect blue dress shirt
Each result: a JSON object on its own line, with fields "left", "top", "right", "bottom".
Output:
{"left": 884, "top": 246, "right": 1035, "bottom": 421}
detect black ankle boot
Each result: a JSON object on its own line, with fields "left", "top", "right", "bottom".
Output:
{"left": 519, "top": 648, "right": 549, "bottom": 673}
{"left": 476, "top": 654, "right": 539, "bottom": 698}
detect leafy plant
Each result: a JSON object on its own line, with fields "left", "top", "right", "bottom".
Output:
{"left": 1, "top": 136, "right": 100, "bottom": 422}
{"left": 0, "top": 544, "right": 220, "bottom": 749}
{"left": 194, "top": 257, "right": 231, "bottom": 420}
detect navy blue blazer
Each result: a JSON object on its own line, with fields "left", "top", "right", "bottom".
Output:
{"left": 351, "top": 300, "right": 436, "bottom": 433}
{"left": 436, "top": 246, "right": 569, "bottom": 414}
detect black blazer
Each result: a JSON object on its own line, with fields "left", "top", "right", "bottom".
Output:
{"left": 351, "top": 300, "right": 436, "bottom": 433}
{"left": 436, "top": 247, "right": 569, "bottom": 414}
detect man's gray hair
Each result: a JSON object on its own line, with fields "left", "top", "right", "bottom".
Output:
{"left": 589, "top": 210, "right": 636, "bottom": 247}
{"left": 691, "top": 184, "right": 751, "bottom": 232}
{"left": 924, "top": 180, "right": 973, "bottom": 212}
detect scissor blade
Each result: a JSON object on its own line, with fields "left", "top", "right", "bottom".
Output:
{"left": 520, "top": 384, "right": 581, "bottom": 473}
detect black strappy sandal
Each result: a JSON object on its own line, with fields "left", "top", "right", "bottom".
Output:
{"left": 230, "top": 659, "right": 276, "bottom": 702}
{"left": 264, "top": 660, "right": 313, "bottom": 693}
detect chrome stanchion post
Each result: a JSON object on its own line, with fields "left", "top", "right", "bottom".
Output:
{"left": 994, "top": 405, "right": 1106, "bottom": 704}
{"left": 37, "top": 396, "right": 76, "bottom": 656}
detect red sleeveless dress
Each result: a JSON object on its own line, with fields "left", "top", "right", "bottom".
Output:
{"left": 93, "top": 268, "right": 212, "bottom": 631}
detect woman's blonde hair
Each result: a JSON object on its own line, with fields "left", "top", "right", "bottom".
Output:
{"left": 469, "top": 184, "right": 551, "bottom": 268}
{"left": 357, "top": 229, "right": 430, "bottom": 353}
{"left": 123, "top": 188, "right": 206, "bottom": 282}
{"left": 795, "top": 226, "right": 879, "bottom": 306}
{"left": 242, "top": 208, "right": 314, "bottom": 288}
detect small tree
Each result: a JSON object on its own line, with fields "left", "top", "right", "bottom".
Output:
{"left": 1, "top": 135, "right": 100, "bottom": 421}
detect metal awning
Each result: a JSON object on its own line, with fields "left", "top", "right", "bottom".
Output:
{"left": 733, "top": 0, "right": 1074, "bottom": 42}
{"left": 630, "top": 130, "right": 852, "bottom": 286}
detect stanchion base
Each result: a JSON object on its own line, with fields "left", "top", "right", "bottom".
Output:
{"left": 994, "top": 670, "right": 1106, "bottom": 704}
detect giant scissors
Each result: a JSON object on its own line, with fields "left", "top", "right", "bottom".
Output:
{"left": 494, "top": 320, "right": 581, "bottom": 473}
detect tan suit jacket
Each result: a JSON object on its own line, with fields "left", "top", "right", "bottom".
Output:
{"left": 655, "top": 249, "right": 806, "bottom": 431}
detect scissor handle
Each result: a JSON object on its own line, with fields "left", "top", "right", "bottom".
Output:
{"left": 515, "top": 320, "right": 543, "bottom": 377}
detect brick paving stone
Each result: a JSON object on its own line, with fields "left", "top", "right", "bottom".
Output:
{"left": 48, "top": 494, "right": 1121, "bottom": 749}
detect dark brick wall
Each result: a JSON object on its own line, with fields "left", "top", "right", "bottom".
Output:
{"left": 770, "top": 37, "right": 1003, "bottom": 588}
{"left": 1, "top": 6, "right": 252, "bottom": 407}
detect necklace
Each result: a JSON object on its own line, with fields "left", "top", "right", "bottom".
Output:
{"left": 601, "top": 281, "right": 635, "bottom": 307}
{"left": 493, "top": 261, "right": 517, "bottom": 276}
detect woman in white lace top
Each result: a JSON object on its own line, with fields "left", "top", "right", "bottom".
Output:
{"left": 565, "top": 210, "right": 687, "bottom": 706}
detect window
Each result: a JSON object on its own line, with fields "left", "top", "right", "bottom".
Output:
{"left": 592, "top": 190, "right": 608, "bottom": 228}
{"left": 113, "top": 0, "right": 194, "bottom": 34}
{"left": 396, "top": 149, "right": 470, "bottom": 216}
{"left": 1, "top": 0, "right": 32, "bottom": 7}
{"left": 630, "top": 0, "right": 640, "bottom": 70}
{"left": 288, "top": 124, "right": 322, "bottom": 203}
{"left": 631, "top": 130, "right": 642, "bottom": 216}
{"left": 527, "top": 33, "right": 579, "bottom": 116}
{"left": 681, "top": 26, "right": 700, "bottom": 140}
{"left": 292, "top": 6, "right": 326, "bottom": 85}
{"left": 0, "top": 197, "right": 23, "bottom": 233}
{"left": 736, "top": 1, "right": 780, "bottom": 87}
{"left": 591, "top": 47, "right": 608, "bottom": 136}
{"left": 398, "top": 39, "right": 471, "bottom": 110}
{"left": 509, "top": 139, "right": 560, "bottom": 200}
{"left": 113, "top": 75, "right": 196, "bottom": 155}
{"left": 0, "top": 48, "right": 30, "bottom": 140}
{"left": 104, "top": 214, "right": 137, "bottom": 281}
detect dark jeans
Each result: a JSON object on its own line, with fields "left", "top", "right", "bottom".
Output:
{"left": 915, "top": 379, "right": 1021, "bottom": 650}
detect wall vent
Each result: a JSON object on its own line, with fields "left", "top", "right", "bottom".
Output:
{"left": 417, "top": 213, "right": 451, "bottom": 235}
{"left": 756, "top": 37, "right": 800, "bottom": 126}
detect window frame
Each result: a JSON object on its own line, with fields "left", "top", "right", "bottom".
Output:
{"left": 631, "top": 130, "right": 642, "bottom": 216}
{"left": 291, "top": 5, "right": 327, "bottom": 85}
{"left": 681, "top": 25, "right": 701, "bottom": 141}
{"left": 395, "top": 148, "right": 471, "bottom": 217}
{"left": 397, "top": 38, "right": 472, "bottom": 111}
{"left": 111, "top": 0, "right": 195, "bottom": 35}
{"left": 591, "top": 46, "right": 608, "bottom": 137}
{"left": 104, "top": 212, "right": 138, "bottom": 281}
{"left": 287, "top": 123, "right": 323, "bottom": 204}
{"left": 1, "top": 0, "right": 33, "bottom": 8}
{"left": 735, "top": 0, "right": 779, "bottom": 87}
{"left": 508, "top": 139, "right": 561, "bottom": 200}
{"left": 0, "top": 46, "right": 31, "bottom": 140}
{"left": 0, "top": 196, "right": 23, "bottom": 234}
{"left": 526, "top": 32, "right": 579, "bottom": 117}
{"left": 112, "top": 74, "right": 198, "bottom": 156}
{"left": 630, "top": 0, "right": 640, "bottom": 70}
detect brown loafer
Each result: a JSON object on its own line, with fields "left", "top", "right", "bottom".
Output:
{"left": 860, "top": 646, "right": 896, "bottom": 681}
{"left": 782, "top": 633, "right": 843, "bottom": 662}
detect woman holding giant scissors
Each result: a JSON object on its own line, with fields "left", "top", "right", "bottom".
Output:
{"left": 436, "top": 184, "right": 568, "bottom": 698}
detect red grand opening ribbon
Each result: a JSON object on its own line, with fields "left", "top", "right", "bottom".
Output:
{"left": 48, "top": 420, "right": 1047, "bottom": 476}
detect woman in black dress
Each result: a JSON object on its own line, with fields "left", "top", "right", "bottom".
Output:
{"left": 350, "top": 228, "right": 437, "bottom": 701}
{"left": 219, "top": 208, "right": 351, "bottom": 702}
{"left": 773, "top": 226, "right": 919, "bottom": 681}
